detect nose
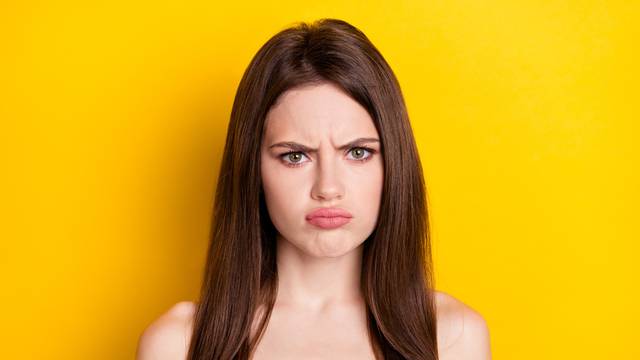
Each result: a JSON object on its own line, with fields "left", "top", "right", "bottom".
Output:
{"left": 310, "top": 154, "right": 344, "bottom": 201}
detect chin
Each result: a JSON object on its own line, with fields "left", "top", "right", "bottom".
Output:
{"left": 306, "top": 236, "right": 362, "bottom": 258}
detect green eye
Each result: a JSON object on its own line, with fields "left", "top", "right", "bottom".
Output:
{"left": 351, "top": 148, "right": 366, "bottom": 159}
{"left": 347, "top": 147, "right": 374, "bottom": 161}
{"left": 288, "top": 153, "right": 304, "bottom": 163}
{"left": 279, "top": 146, "right": 376, "bottom": 168}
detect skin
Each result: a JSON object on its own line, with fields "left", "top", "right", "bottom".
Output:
{"left": 135, "top": 82, "right": 492, "bottom": 360}
{"left": 260, "top": 81, "right": 383, "bottom": 307}
{"left": 252, "top": 82, "right": 385, "bottom": 359}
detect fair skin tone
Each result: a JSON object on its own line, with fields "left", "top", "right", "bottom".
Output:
{"left": 136, "top": 83, "right": 491, "bottom": 360}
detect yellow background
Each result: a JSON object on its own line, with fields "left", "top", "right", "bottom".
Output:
{"left": 2, "top": 1, "right": 638, "bottom": 359}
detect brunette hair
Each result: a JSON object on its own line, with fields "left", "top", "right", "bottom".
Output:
{"left": 187, "top": 18, "right": 438, "bottom": 360}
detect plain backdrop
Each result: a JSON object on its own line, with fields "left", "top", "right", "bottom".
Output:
{"left": 1, "top": 1, "right": 638, "bottom": 359}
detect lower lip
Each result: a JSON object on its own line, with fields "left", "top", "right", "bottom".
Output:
{"left": 307, "top": 216, "right": 352, "bottom": 229}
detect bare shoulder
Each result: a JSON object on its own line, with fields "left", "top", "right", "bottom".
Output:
{"left": 434, "top": 290, "right": 492, "bottom": 360}
{"left": 135, "top": 301, "right": 197, "bottom": 360}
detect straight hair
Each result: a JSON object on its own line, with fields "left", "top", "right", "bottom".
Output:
{"left": 187, "top": 18, "right": 438, "bottom": 360}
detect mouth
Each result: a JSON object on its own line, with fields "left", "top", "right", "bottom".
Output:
{"left": 306, "top": 216, "right": 352, "bottom": 229}
{"left": 305, "top": 207, "right": 353, "bottom": 229}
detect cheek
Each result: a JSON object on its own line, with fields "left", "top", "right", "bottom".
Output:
{"left": 262, "top": 159, "right": 295, "bottom": 199}
{"left": 261, "top": 154, "right": 384, "bottom": 238}
{"left": 351, "top": 162, "right": 384, "bottom": 227}
{"left": 260, "top": 156, "right": 304, "bottom": 229}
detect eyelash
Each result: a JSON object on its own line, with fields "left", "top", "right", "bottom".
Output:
{"left": 278, "top": 147, "right": 377, "bottom": 168}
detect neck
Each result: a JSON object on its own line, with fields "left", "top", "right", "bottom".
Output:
{"left": 274, "top": 234, "right": 365, "bottom": 311}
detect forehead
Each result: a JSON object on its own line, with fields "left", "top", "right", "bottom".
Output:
{"left": 263, "top": 82, "right": 377, "bottom": 142}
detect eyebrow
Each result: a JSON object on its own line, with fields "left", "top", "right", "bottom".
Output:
{"left": 268, "top": 137, "right": 380, "bottom": 153}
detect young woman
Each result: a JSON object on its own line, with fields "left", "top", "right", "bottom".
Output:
{"left": 136, "top": 18, "right": 491, "bottom": 360}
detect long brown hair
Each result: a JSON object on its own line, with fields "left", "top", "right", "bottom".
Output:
{"left": 187, "top": 18, "right": 438, "bottom": 360}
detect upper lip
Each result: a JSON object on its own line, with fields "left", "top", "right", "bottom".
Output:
{"left": 306, "top": 207, "right": 353, "bottom": 220}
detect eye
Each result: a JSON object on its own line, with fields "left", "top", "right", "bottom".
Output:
{"left": 347, "top": 147, "right": 374, "bottom": 161}
{"left": 278, "top": 147, "right": 377, "bottom": 168}
{"left": 281, "top": 152, "right": 309, "bottom": 167}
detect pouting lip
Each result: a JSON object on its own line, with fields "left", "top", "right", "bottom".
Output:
{"left": 305, "top": 207, "right": 353, "bottom": 220}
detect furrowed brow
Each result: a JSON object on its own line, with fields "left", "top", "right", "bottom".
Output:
{"left": 269, "top": 137, "right": 380, "bottom": 153}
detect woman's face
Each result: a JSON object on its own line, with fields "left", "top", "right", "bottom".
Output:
{"left": 260, "top": 82, "right": 384, "bottom": 258}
